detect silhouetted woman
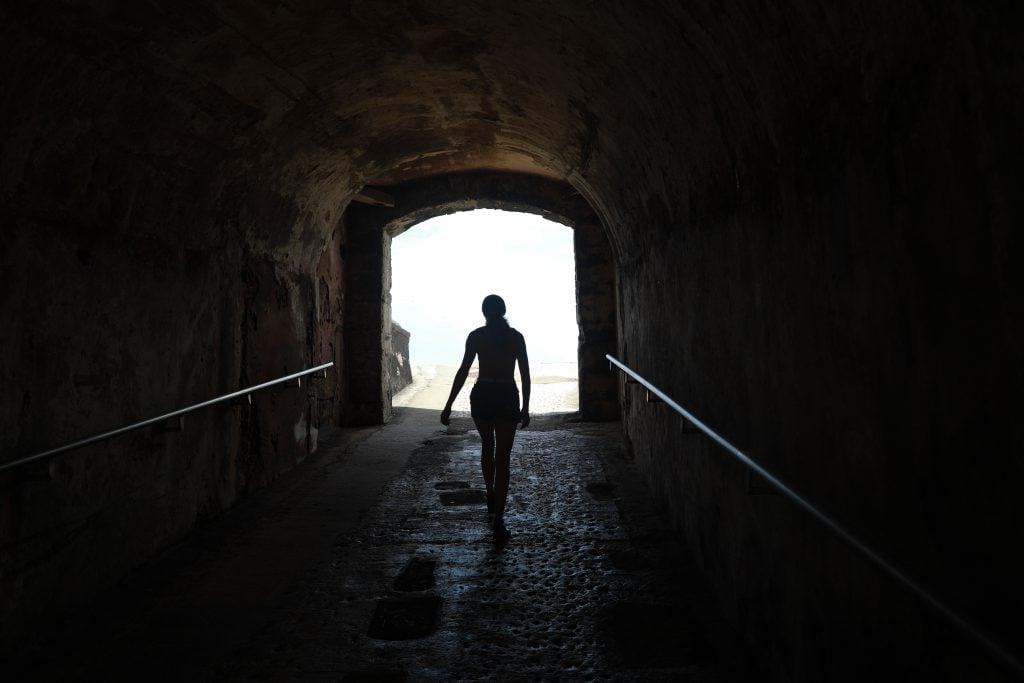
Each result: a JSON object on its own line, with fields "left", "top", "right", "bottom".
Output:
{"left": 440, "top": 294, "right": 530, "bottom": 542}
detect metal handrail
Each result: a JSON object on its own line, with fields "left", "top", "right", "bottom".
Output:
{"left": 0, "top": 362, "right": 334, "bottom": 475}
{"left": 607, "top": 354, "right": 1023, "bottom": 676}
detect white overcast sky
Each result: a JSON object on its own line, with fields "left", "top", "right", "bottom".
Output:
{"left": 390, "top": 209, "right": 577, "bottom": 365}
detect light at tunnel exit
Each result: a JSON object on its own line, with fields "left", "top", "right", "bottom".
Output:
{"left": 390, "top": 209, "right": 577, "bottom": 367}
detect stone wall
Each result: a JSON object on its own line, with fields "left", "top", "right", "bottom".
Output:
{"left": 0, "top": 10, "right": 347, "bottom": 648}
{"left": 388, "top": 322, "right": 413, "bottom": 399}
{"left": 601, "top": 5, "right": 1024, "bottom": 679}
{"left": 574, "top": 219, "right": 618, "bottom": 421}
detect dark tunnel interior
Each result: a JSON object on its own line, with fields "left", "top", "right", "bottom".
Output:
{"left": 1, "top": 2, "right": 1022, "bottom": 680}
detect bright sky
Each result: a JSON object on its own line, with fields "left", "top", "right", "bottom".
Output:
{"left": 390, "top": 209, "right": 577, "bottom": 365}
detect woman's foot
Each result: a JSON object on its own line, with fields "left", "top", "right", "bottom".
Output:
{"left": 492, "top": 519, "right": 511, "bottom": 543}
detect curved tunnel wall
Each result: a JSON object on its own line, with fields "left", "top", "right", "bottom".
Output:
{"left": 1, "top": 2, "right": 1022, "bottom": 679}
{"left": 0, "top": 2, "right": 350, "bottom": 646}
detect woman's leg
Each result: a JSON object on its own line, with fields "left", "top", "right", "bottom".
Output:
{"left": 491, "top": 420, "right": 517, "bottom": 539}
{"left": 474, "top": 419, "right": 496, "bottom": 511}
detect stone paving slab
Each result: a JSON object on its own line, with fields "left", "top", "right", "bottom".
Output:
{"left": 10, "top": 410, "right": 758, "bottom": 681}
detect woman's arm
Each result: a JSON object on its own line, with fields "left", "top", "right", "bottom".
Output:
{"left": 516, "top": 332, "right": 531, "bottom": 428}
{"left": 441, "top": 333, "right": 476, "bottom": 426}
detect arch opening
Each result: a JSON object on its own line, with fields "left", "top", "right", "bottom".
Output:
{"left": 341, "top": 171, "right": 619, "bottom": 426}
{"left": 389, "top": 209, "right": 580, "bottom": 416}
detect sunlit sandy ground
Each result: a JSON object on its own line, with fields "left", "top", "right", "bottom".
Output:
{"left": 393, "top": 362, "right": 579, "bottom": 415}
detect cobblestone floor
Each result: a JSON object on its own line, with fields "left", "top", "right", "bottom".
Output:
{"left": 214, "top": 413, "right": 756, "bottom": 681}
{"left": 14, "top": 410, "right": 758, "bottom": 681}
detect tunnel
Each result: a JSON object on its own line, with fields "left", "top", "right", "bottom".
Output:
{"left": 1, "top": 2, "right": 1022, "bottom": 681}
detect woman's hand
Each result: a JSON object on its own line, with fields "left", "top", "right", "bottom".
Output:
{"left": 440, "top": 407, "right": 452, "bottom": 426}
{"left": 519, "top": 409, "right": 530, "bottom": 429}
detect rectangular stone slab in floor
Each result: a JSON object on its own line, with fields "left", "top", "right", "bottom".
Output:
{"left": 438, "top": 489, "right": 486, "bottom": 506}
{"left": 393, "top": 558, "right": 438, "bottom": 592}
{"left": 367, "top": 595, "right": 442, "bottom": 640}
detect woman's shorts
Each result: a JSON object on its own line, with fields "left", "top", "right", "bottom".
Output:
{"left": 470, "top": 382, "right": 520, "bottom": 421}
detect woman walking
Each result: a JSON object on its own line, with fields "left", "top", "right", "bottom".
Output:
{"left": 440, "top": 294, "right": 530, "bottom": 542}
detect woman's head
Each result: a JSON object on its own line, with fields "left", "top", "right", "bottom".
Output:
{"left": 482, "top": 294, "right": 508, "bottom": 327}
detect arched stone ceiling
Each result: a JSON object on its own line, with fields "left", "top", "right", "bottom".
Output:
{"left": 4, "top": 1, "right": 966, "bottom": 264}
{"left": 5, "top": 0, "right": 763, "bottom": 254}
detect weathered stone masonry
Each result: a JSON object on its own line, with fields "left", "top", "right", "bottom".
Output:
{"left": 1, "top": 2, "right": 1022, "bottom": 680}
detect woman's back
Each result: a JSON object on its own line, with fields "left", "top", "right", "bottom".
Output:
{"left": 472, "top": 325, "right": 523, "bottom": 380}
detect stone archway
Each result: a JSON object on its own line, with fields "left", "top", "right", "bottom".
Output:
{"left": 342, "top": 171, "right": 618, "bottom": 425}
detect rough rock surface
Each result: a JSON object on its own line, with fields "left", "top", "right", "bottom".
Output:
{"left": 388, "top": 321, "right": 414, "bottom": 397}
